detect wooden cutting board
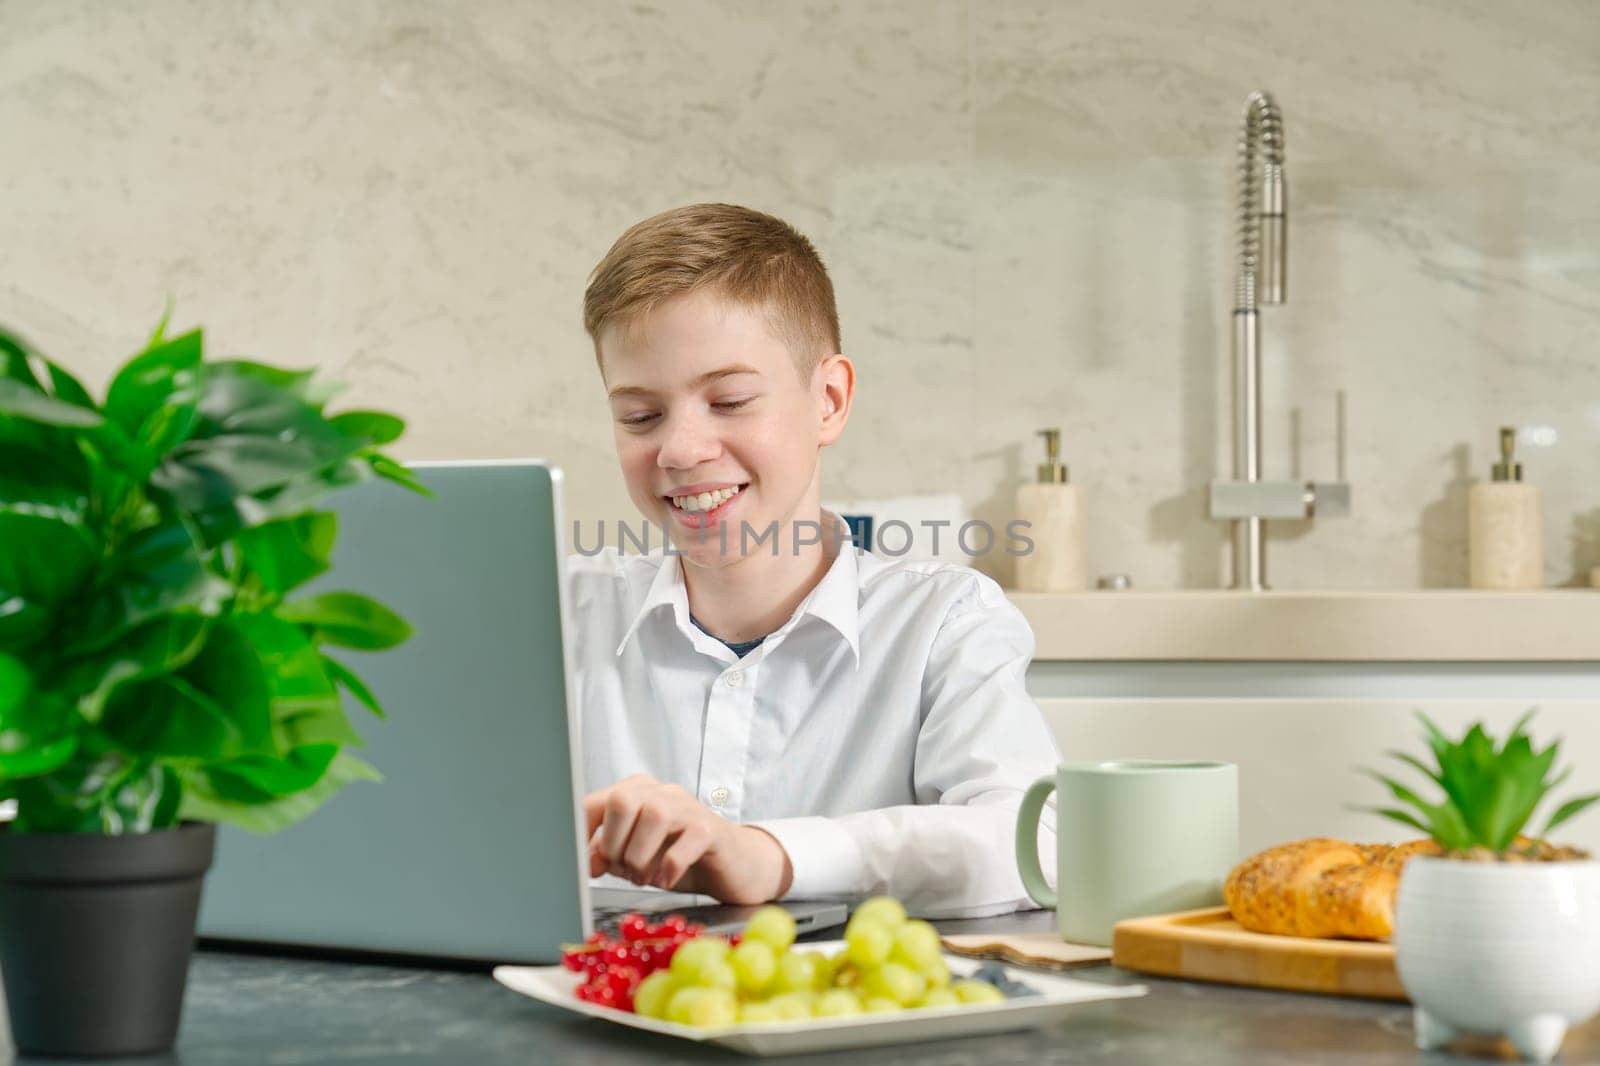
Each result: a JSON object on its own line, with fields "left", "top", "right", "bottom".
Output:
{"left": 1111, "top": 907, "right": 1406, "bottom": 1001}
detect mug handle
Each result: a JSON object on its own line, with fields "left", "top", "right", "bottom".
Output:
{"left": 1014, "top": 774, "right": 1057, "bottom": 909}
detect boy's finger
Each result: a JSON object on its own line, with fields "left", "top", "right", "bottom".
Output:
{"left": 582, "top": 788, "right": 610, "bottom": 840}
{"left": 654, "top": 821, "right": 712, "bottom": 890}
{"left": 598, "top": 788, "right": 645, "bottom": 863}
{"left": 588, "top": 838, "right": 609, "bottom": 879}
{"left": 620, "top": 804, "right": 674, "bottom": 883}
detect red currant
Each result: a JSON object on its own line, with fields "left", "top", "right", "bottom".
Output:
{"left": 606, "top": 965, "right": 641, "bottom": 995}
{"left": 655, "top": 914, "right": 688, "bottom": 937}
{"left": 585, "top": 931, "right": 609, "bottom": 947}
{"left": 619, "top": 913, "right": 650, "bottom": 942}
{"left": 590, "top": 984, "right": 620, "bottom": 1008}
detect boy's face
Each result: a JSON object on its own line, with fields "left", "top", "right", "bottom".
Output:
{"left": 599, "top": 289, "right": 851, "bottom": 568}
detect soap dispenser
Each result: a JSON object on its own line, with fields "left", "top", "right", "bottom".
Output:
{"left": 1014, "top": 428, "right": 1089, "bottom": 592}
{"left": 1468, "top": 427, "right": 1543, "bottom": 589}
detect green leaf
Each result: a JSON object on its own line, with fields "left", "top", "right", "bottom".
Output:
{"left": 10, "top": 750, "right": 128, "bottom": 831}
{"left": 178, "top": 752, "right": 380, "bottom": 833}
{"left": 65, "top": 521, "right": 228, "bottom": 654}
{"left": 330, "top": 411, "right": 404, "bottom": 446}
{"left": 0, "top": 733, "right": 80, "bottom": 779}
{"left": 229, "top": 612, "right": 364, "bottom": 750}
{"left": 277, "top": 592, "right": 411, "bottom": 650}
{"left": 0, "top": 328, "right": 44, "bottom": 389}
{"left": 0, "top": 377, "right": 104, "bottom": 427}
{"left": 1363, "top": 769, "right": 1472, "bottom": 850}
{"left": 8, "top": 750, "right": 178, "bottom": 833}
{"left": 0, "top": 502, "right": 99, "bottom": 610}
{"left": 207, "top": 360, "right": 344, "bottom": 409}
{"left": 101, "top": 621, "right": 275, "bottom": 762}
{"left": 104, "top": 329, "right": 203, "bottom": 437}
{"left": 235, "top": 511, "right": 337, "bottom": 594}
{"left": 322, "top": 654, "right": 385, "bottom": 718}
{"left": 1385, "top": 750, "right": 1442, "bottom": 786}
{"left": 1542, "top": 792, "right": 1600, "bottom": 836}
{"left": 369, "top": 453, "right": 432, "bottom": 496}
{"left": 220, "top": 742, "right": 339, "bottom": 796}
{"left": 50, "top": 614, "right": 211, "bottom": 723}
{"left": 148, "top": 297, "right": 175, "bottom": 347}
{"left": 1360, "top": 805, "right": 1434, "bottom": 837}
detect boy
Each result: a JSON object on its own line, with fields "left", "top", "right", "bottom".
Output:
{"left": 570, "top": 203, "right": 1058, "bottom": 916}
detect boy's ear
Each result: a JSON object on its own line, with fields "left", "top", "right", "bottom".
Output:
{"left": 817, "top": 354, "right": 854, "bottom": 446}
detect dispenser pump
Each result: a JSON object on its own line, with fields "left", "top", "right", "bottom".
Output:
{"left": 1491, "top": 426, "right": 1523, "bottom": 482}
{"left": 1036, "top": 428, "right": 1069, "bottom": 484}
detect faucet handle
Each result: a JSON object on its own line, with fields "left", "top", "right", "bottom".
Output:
{"left": 1335, "top": 389, "right": 1347, "bottom": 482}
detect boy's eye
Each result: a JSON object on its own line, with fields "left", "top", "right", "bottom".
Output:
{"left": 619, "top": 412, "right": 659, "bottom": 427}
{"left": 712, "top": 398, "right": 753, "bottom": 411}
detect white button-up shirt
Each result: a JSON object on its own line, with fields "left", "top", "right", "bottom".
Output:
{"left": 567, "top": 540, "right": 1060, "bottom": 917}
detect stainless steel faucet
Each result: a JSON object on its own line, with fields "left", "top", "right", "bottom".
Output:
{"left": 1208, "top": 91, "right": 1350, "bottom": 591}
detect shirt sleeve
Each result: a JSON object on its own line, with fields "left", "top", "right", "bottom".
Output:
{"left": 751, "top": 573, "right": 1061, "bottom": 918}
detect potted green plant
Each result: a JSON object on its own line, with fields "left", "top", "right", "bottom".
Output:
{"left": 0, "top": 317, "right": 421, "bottom": 1057}
{"left": 1365, "top": 711, "right": 1600, "bottom": 1064}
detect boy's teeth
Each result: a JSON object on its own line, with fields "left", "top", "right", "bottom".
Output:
{"left": 671, "top": 484, "right": 742, "bottom": 512}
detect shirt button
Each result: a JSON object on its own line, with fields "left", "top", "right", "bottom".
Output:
{"left": 723, "top": 669, "right": 744, "bottom": 688}
{"left": 709, "top": 787, "right": 730, "bottom": 808}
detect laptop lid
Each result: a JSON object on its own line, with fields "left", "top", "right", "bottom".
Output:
{"left": 197, "top": 459, "right": 592, "bottom": 963}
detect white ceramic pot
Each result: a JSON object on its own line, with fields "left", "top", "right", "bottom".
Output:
{"left": 1394, "top": 857, "right": 1600, "bottom": 1063}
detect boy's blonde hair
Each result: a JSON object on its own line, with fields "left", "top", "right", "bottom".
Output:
{"left": 583, "top": 203, "right": 840, "bottom": 380}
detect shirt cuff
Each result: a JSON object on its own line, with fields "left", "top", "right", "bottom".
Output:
{"left": 748, "top": 816, "right": 867, "bottom": 900}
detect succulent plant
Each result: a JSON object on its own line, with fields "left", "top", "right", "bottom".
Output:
{"left": 1364, "top": 711, "right": 1599, "bottom": 856}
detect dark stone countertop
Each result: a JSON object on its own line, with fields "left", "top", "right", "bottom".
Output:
{"left": 6, "top": 910, "right": 1598, "bottom": 1065}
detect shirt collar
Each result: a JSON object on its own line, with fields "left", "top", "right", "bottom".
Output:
{"left": 612, "top": 539, "right": 862, "bottom": 668}
{"left": 794, "top": 541, "right": 861, "bottom": 667}
{"left": 613, "top": 552, "right": 689, "bottom": 656}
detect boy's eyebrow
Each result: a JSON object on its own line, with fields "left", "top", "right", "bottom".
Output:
{"left": 606, "top": 364, "right": 761, "bottom": 401}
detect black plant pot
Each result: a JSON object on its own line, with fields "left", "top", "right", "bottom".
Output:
{"left": 0, "top": 821, "right": 216, "bottom": 1057}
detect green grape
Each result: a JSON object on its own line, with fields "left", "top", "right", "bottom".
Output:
{"left": 812, "top": 950, "right": 842, "bottom": 988}
{"left": 849, "top": 896, "right": 908, "bottom": 931}
{"left": 680, "top": 987, "right": 738, "bottom": 1027}
{"left": 951, "top": 979, "right": 1006, "bottom": 1005}
{"left": 771, "top": 951, "right": 820, "bottom": 994}
{"left": 798, "top": 950, "right": 835, "bottom": 991}
{"left": 814, "top": 989, "right": 864, "bottom": 1017}
{"left": 698, "top": 958, "right": 738, "bottom": 992}
{"left": 633, "top": 971, "right": 677, "bottom": 1019}
{"left": 665, "top": 986, "right": 704, "bottom": 1025}
{"left": 844, "top": 920, "right": 893, "bottom": 968}
{"left": 669, "top": 937, "right": 732, "bottom": 984}
{"left": 766, "top": 992, "right": 815, "bottom": 1020}
{"left": 861, "top": 961, "right": 927, "bottom": 1006}
{"left": 888, "top": 919, "right": 942, "bottom": 970}
{"left": 922, "top": 957, "right": 952, "bottom": 989}
{"left": 743, "top": 905, "right": 798, "bottom": 952}
{"left": 829, "top": 959, "right": 860, "bottom": 990}
{"left": 730, "top": 940, "right": 777, "bottom": 996}
{"left": 863, "top": 996, "right": 902, "bottom": 1013}
{"left": 919, "top": 987, "right": 960, "bottom": 1009}
{"left": 738, "top": 1001, "right": 782, "bottom": 1024}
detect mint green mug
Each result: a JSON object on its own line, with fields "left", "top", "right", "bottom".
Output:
{"left": 1015, "top": 760, "right": 1239, "bottom": 947}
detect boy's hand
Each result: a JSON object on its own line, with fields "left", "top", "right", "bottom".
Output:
{"left": 583, "top": 774, "right": 794, "bottom": 904}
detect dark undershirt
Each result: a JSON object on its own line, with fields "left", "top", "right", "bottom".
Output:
{"left": 689, "top": 613, "right": 766, "bottom": 659}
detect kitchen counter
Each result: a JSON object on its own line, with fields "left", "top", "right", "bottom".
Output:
{"left": 1009, "top": 589, "right": 1600, "bottom": 661}
{"left": 11, "top": 911, "right": 1595, "bottom": 1065}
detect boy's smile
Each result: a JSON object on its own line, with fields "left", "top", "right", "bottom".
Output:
{"left": 598, "top": 288, "right": 850, "bottom": 569}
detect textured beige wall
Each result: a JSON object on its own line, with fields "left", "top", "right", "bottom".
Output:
{"left": 3, "top": 1, "right": 1597, "bottom": 590}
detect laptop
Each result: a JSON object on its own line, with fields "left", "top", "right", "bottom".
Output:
{"left": 197, "top": 459, "right": 845, "bottom": 964}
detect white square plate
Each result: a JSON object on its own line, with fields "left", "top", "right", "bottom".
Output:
{"left": 493, "top": 940, "right": 1147, "bottom": 1057}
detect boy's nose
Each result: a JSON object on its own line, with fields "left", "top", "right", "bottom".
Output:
{"left": 655, "top": 414, "right": 721, "bottom": 469}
